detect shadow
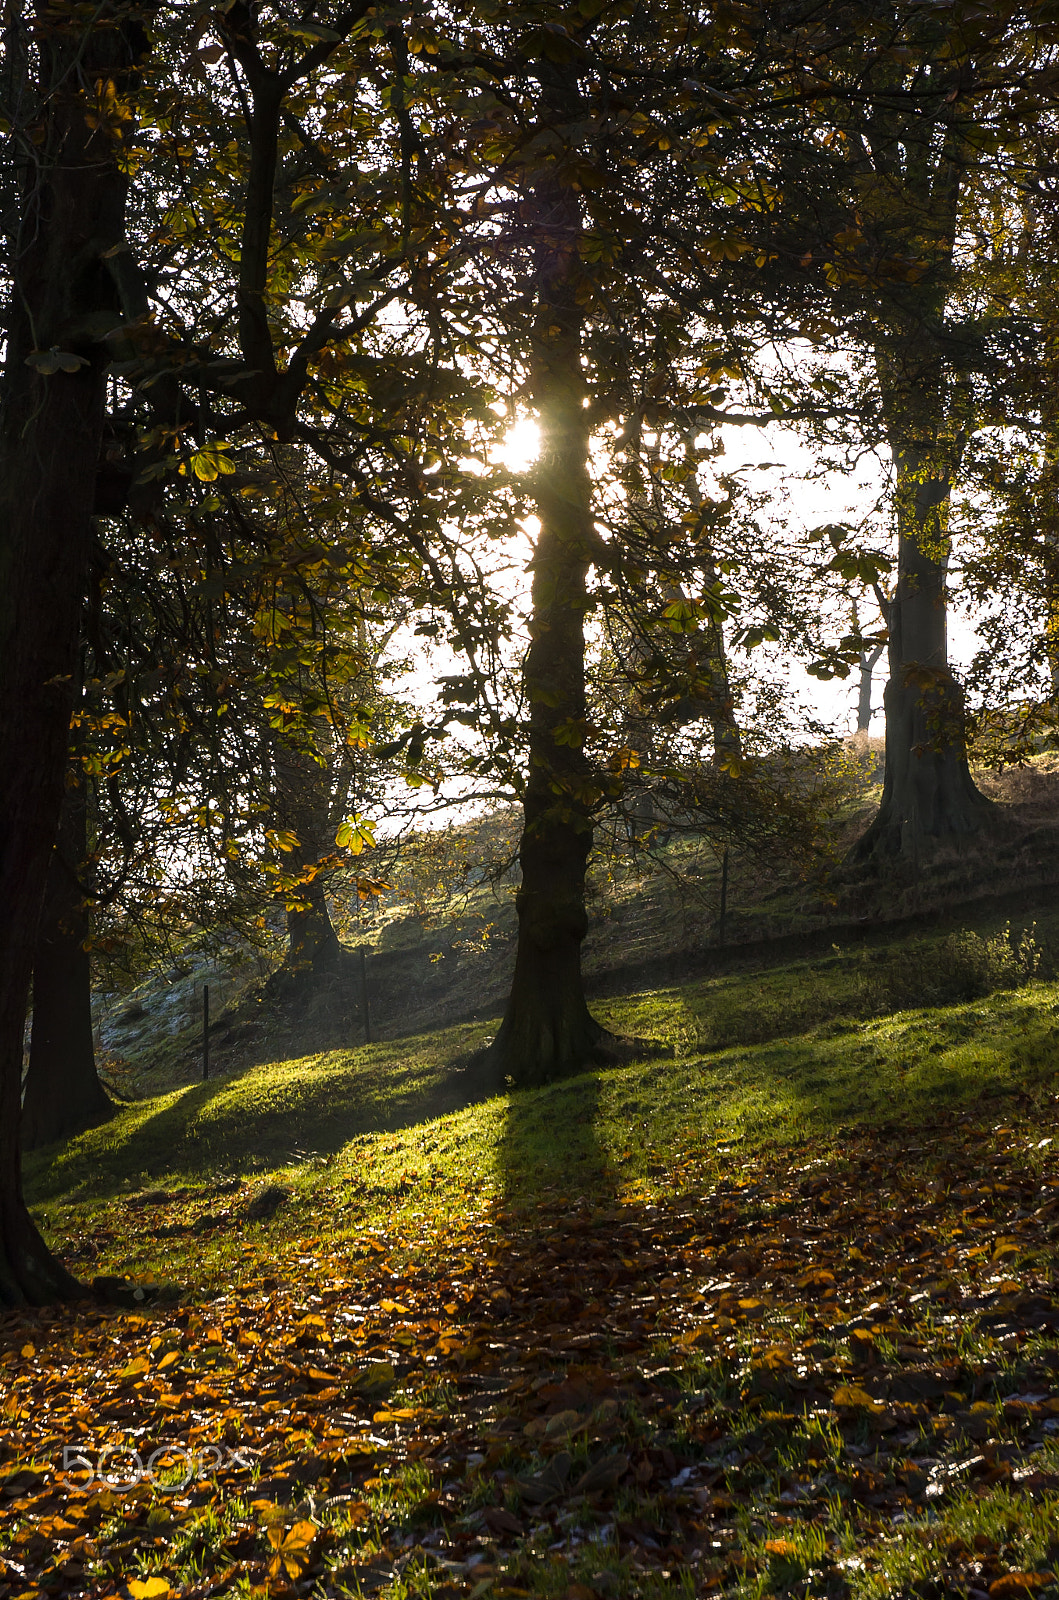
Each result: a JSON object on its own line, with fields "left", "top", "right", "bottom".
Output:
{"left": 23, "top": 1021, "right": 502, "bottom": 1204}
{"left": 496, "top": 1071, "right": 612, "bottom": 1218}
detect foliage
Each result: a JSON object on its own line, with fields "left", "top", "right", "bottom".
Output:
{"left": 8, "top": 936, "right": 1059, "bottom": 1594}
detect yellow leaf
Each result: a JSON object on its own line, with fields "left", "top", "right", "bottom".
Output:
{"left": 20, "top": 1343, "right": 34, "bottom": 1359}
{"left": 765, "top": 1538, "right": 798, "bottom": 1557}
{"left": 795, "top": 1268, "right": 835, "bottom": 1288}
{"left": 832, "top": 1384, "right": 885, "bottom": 1414}
{"left": 266, "top": 1519, "right": 318, "bottom": 1580}
{"left": 128, "top": 1581, "right": 173, "bottom": 1599}
{"left": 287, "top": 1519, "right": 319, "bottom": 1545}
{"left": 250, "top": 1499, "right": 286, "bottom": 1524}
{"left": 185, "top": 440, "right": 237, "bottom": 481}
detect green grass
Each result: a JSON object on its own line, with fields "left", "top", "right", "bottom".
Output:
{"left": 26, "top": 917, "right": 1059, "bottom": 1293}
{"left": 13, "top": 914, "right": 1059, "bottom": 1600}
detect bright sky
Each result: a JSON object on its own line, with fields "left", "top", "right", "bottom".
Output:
{"left": 493, "top": 414, "right": 900, "bottom": 737}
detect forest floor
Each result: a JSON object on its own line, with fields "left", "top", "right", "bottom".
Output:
{"left": 7, "top": 907, "right": 1059, "bottom": 1598}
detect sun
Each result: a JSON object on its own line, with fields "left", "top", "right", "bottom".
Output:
{"left": 495, "top": 416, "right": 540, "bottom": 472}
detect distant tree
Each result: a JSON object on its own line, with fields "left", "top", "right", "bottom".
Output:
{"left": 786, "top": 6, "right": 1058, "bottom": 861}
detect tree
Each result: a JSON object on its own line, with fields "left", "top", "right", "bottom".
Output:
{"left": 0, "top": 0, "right": 461, "bottom": 1302}
{"left": 787, "top": 6, "right": 1056, "bottom": 861}
{"left": 0, "top": 0, "right": 149, "bottom": 1303}
{"left": 852, "top": 597, "right": 886, "bottom": 734}
{"left": 22, "top": 772, "right": 114, "bottom": 1151}
{"left": 445, "top": 1, "right": 851, "bottom": 1084}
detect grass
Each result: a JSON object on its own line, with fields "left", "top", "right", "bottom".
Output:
{"left": 12, "top": 912, "right": 1059, "bottom": 1599}
{"left": 26, "top": 916, "right": 1059, "bottom": 1286}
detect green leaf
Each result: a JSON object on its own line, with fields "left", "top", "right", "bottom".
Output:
{"left": 336, "top": 814, "right": 377, "bottom": 855}
{"left": 288, "top": 21, "right": 341, "bottom": 42}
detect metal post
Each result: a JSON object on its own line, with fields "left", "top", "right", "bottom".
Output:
{"left": 719, "top": 850, "right": 729, "bottom": 947}
{"left": 359, "top": 946, "right": 371, "bottom": 1045}
{"left": 202, "top": 984, "right": 210, "bottom": 1081}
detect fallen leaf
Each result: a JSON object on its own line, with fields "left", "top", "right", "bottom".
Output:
{"left": 573, "top": 1452, "right": 629, "bottom": 1495}
{"left": 481, "top": 1505, "right": 524, "bottom": 1537}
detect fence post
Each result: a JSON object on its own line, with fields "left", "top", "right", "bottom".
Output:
{"left": 202, "top": 984, "right": 210, "bottom": 1081}
{"left": 359, "top": 946, "right": 371, "bottom": 1045}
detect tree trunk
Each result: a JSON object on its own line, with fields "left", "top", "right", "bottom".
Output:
{"left": 22, "top": 777, "right": 114, "bottom": 1150}
{"left": 855, "top": 621, "right": 884, "bottom": 733}
{"left": 854, "top": 362, "right": 993, "bottom": 863}
{"left": 856, "top": 648, "right": 879, "bottom": 733}
{"left": 680, "top": 434, "right": 741, "bottom": 766}
{"left": 481, "top": 181, "right": 617, "bottom": 1088}
{"left": 267, "top": 738, "right": 343, "bottom": 1003}
{"left": 0, "top": 5, "right": 144, "bottom": 1305}
{"left": 285, "top": 875, "right": 342, "bottom": 983}
{"left": 622, "top": 426, "right": 741, "bottom": 840}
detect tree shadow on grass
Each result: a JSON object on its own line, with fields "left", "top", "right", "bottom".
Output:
{"left": 23, "top": 1023, "right": 500, "bottom": 1204}
{"left": 495, "top": 1072, "right": 613, "bottom": 1218}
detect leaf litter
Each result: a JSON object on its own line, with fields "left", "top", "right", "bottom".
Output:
{"left": 6, "top": 1099, "right": 1059, "bottom": 1596}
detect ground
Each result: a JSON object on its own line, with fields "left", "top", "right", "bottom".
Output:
{"left": 7, "top": 903, "right": 1059, "bottom": 1598}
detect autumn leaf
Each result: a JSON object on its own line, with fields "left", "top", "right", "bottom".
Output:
{"left": 832, "top": 1384, "right": 887, "bottom": 1414}
{"left": 267, "top": 1519, "right": 319, "bottom": 1581}
{"left": 348, "top": 1359, "right": 396, "bottom": 1398}
{"left": 336, "top": 814, "right": 376, "bottom": 854}
{"left": 573, "top": 1452, "right": 629, "bottom": 1494}
{"left": 180, "top": 440, "right": 236, "bottom": 481}
{"left": 24, "top": 348, "right": 88, "bottom": 374}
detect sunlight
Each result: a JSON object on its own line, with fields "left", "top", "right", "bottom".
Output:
{"left": 495, "top": 416, "right": 540, "bottom": 472}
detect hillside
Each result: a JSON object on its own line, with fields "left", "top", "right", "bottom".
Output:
{"left": 91, "top": 749, "right": 1059, "bottom": 1099}
{"left": 6, "top": 908, "right": 1059, "bottom": 1598}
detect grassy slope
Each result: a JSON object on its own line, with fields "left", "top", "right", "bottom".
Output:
{"left": 10, "top": 912, "right": 1059, "bottom": 1600}
{"left": 27, "top": 918, "right": 1059, "bottom": 1289}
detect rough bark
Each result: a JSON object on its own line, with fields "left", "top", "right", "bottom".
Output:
{"left": 0, "top": 4, "right": 144, "bottom": 1304}
{"left": 268, "top": 739, "right": 343, "bottom": 1002}
{"left": 22, "top": 776, "right": 114, "bottom": 1150}
{"left": 480, "top": 179, "right": 620, "bottom": 1088}
{"left": 854, "top": 356, "right": 993, "bottom": 863}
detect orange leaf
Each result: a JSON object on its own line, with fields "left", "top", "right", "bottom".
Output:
{"left": 266, "top": 1519, "right": 319, "bottom": 1581}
